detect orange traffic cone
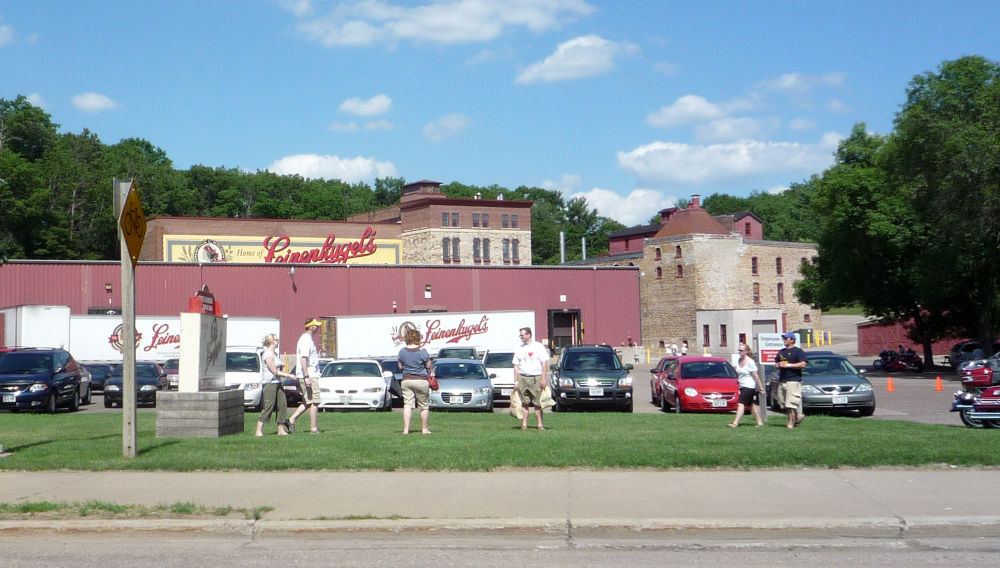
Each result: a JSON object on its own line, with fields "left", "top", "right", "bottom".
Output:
{"left": 935, "top": 376, "right": 943, "bottom": 391}
{"left": 887, "top": 376, "right": 895, "bottom": 392}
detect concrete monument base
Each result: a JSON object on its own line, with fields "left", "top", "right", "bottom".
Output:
{"left": 156, "top": 390, "right": 244, "bottom": 438}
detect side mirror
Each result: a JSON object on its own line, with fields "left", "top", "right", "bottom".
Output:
{"left": 489, "top": 373, "right": 496, "bottom": 379}
{"left": 667, "top": 373, "right": 677, "bottom": 381}
{"left": 625, "top": 364, "right": 634, "bottom": 371}
{"left": 382, "top": 371, "right": 394, "bottom": 380}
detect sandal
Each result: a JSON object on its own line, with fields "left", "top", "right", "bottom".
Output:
{"left": 727, "top": 423, "right": 737, "bottom": 428}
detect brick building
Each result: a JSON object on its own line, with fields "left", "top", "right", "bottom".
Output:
{"left": 569, "top": 195, "right": 819, "bottom": 356}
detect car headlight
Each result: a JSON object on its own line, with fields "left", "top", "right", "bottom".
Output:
{"left": 854, "top": 384, "right": 872, "bottom": 392}
{"left": 802, "top": 385, "right": 821, "bottom": 394}
{"left": 618, "top": 375, "right": 633, "bottom": 388}
{"left": 474, "top": 386, "right": 490, "bottom": 394}
{"left": 558, "top": 377, "right": 575, "bottom": 388}
{"left": 29, "top": 383, "right": 49, "bottom": 393}
{"left": 140, "top": 385, "right": 157, "bottom": 392}
{"left": 241, "top": 382, "right": 261, "bottom": 390}
{"left": 683, "top": 387, "right": 698, "bottom": 397}
{"left": 362, "top": 386, "right": 384, "bottom": 393}
{"left": 105, "top": 384, "right": 120, "bottom": 392}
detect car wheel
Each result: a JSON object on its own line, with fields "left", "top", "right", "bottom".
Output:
{"left": 674, "top": 396, "right": 683, "bottom": 414}
{"left": 623, "top": 400, "right": 633, "bottom": 413}
{"left": 553, "top": 400, "right": 564, "bottom": 412}
{"left": 858, "top": 405, "right": 875, "bottom": 417}
{"left": 68, "top": 388, "right": 80, "bottom": 412}
{"left": 650, "top": 385, "right": 657, "bottom": 405}
{"left": 46, "top": 393, "right": 57, "bottom": 414}
{"left": 959, "top": 409, "right": 986, "bottom": 428}
{"left": 82, "top": 386, "right": 91, "bottom": 405}
{"left": 660, "top": 393, "right": 669, "bottom": 413}
{"left": 104, "top": 397, "right": 113, "bottom": 408}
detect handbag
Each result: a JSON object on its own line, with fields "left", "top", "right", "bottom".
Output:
{"left": 427, "top": 375, "right": 440, "bottom": 391}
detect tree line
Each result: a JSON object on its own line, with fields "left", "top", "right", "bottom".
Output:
{"left": 0, "top": 95, "right": 623, "bottom": 264}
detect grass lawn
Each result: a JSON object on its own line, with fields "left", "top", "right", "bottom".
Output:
{"left": 1, "top": 410, "right": 998, "bottom": 471}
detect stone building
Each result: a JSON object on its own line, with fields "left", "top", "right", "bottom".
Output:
{"left": 570, "top": 195, "right": 820, "bottom": 356}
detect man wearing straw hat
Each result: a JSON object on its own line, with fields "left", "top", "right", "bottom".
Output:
{"left": 289, "top": 318, "right": 323, "bottom": 434}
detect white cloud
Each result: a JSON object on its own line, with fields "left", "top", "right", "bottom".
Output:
{"left": 294, "top": 0, "right": 594, "bottom": 47}
{"left": 766, "top": 185, "right": 790, "bottom": 195}
{"left": 0, "top": 24, "right": 13, "bottom": 47}
{"left": 26, "top": 93, "right": 46, "bottom": 108}
{"left": 541, "top": 173, "right": 582, "bottom": 193}
{"left": 694, "top": 117, "right": 768, "bottom": 144}
{"left": 826, "top": 99, "right": 853, "bottom": 113}
{"left": 329, "top": 121, "right": 359, "bottom": 132}
{"left": 616, "top": 137, "right": 835, "bottom": 187}
{"left": 788, "top": 118, "right": 816, "bottom": 131}
{"left": 365, "top": 119, "right": 394, "bottom": 131}
{"left": 646, "top": 95, "right": 753, "bottom": 129}
{"left": 339, "top": 94, "right": 392, "bottom": 116}
{"left": 71, "top": 92, "right": 120, "bottom": 113}
{"left": 569, "top": 187, "right": 673, "bottom": 226}
{"left": 819, "top": 130, "right": 844, "bottom": 149}
{"left": 268, "top": 154, "right": 397, "bottom": 182}
{"left": 653, "top": 61, "right": 677, "bottom": 75}
{"left": 423, "top": 113, "right": 470, "bottom": 142}
{"left": 515, "top": 34, "right": 638, "bottom": 84}
{"left": 281, "top": 0, "right": 314, "bottom": 18}
{"left": 757, "top": 71, "right": 846, "bottom": 93}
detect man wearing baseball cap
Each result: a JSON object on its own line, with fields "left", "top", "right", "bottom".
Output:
{"left": 289, "top": 318, "right": 323, "bottom": 434}
{"left": 775, "top": 332, "right": 807, "bottom": 428}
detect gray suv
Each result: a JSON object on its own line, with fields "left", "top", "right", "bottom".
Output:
{"left": 550, "top": 345, "right": 634, "bottom": 412}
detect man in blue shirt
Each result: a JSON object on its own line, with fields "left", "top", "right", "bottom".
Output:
{"left": 775, "top": 332, "right": 807, "bottom": 428}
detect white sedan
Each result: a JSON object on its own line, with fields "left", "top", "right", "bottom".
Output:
{"left": 317, "top": 359, "right": 393, "bottom": 411}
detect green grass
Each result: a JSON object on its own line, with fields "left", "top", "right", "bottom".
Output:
{"left": 0, "top": 499, "right": 251, "bottom": 519}
{"left": 822, "top": 305, "right": 866, "bottom": 315}
{"left": 0, "top": 410, "right": 997, "bottom": 471}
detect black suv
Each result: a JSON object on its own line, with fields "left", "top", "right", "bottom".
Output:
{"left": 550, "top": 345, "right": 634, "bottom": 412}
{"left": 0, "top": 348, "right": 83, "bottom": 413}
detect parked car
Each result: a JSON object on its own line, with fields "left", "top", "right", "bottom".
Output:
{"left": 163, "top": 358, "right": 180, "bottom": 390}
{"left": 949, "top": 340, "right": 1000, "bottom": 369}
{"left": 225, "top": 347, "right": 265, "bottom": 412}
{"left": 0, "top": 348, "right": 84, "bottom": 413}
{"left": 550, "top": 345, "right": 634, "bottom": 412}
{"left": 103, "top": 361, "right": 166, "bottom": 407}
{"left": 317, "top": 359, "right": 393, "bottom": 411}
{"left": 83, "top": 362, "right": 114, "bottom": 392}
{"left": 481, "top": 350, "right": 516, "bottom": 404}
{"left": 767, "top": 352, "right": 875, "bottom": 417}
{"left": 653, "top": 356, "right": 738, "bottom": 413}
{"left": 436, "top": 347, "right": 479, "bottom": 360}
{"left": 960, "top": 351, "right": 1000, "bottom": 394}
{"left": 429, "top": 358, "right": 494, "bottom": 411}
{"left": 376, "top": 358, "right": 403, "bottom": 406}
{"left": 78, "top": 364, "right": 93, "bottom": 405}
{"left": 648, "top": 355, "right": 679, "bottom": 407}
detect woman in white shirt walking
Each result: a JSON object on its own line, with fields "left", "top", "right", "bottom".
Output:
{"left": 729, "top": 343, "right": 764, "bottom": 427}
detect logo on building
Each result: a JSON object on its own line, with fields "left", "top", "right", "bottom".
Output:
{"left": 194, "top": 239, "right": 227, "bottom": 263}
{"left": 108, "top": 324, "right": 143, "bottom": 353}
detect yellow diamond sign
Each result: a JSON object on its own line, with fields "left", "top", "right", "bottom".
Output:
{"left": 119, "top": 183, "right": 146, "bottom": 268}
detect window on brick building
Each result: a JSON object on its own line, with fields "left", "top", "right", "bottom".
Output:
{"left": 452, "top": 212, "right": 459, "bottom": 227}
{"left": 803, "top": 313, "right": 811, "bottom": 323}
{"left": 502, "top": 238, "right": 510, "bottom": 263}
{"left": 676, "top": 265, "right": 683, "bottom": 278}
{"left": 482, "top": 213, "right": 489, "bottom": 228}
{"left": 656, "top": 266, "right": 662, "bottom": 279}
{"left": 744, "top": 222, "right": 751, "bottom": 236}
{"left": 502, "top": 214, "right": 509, "bottom": 228}
{"left": 675, "top": 245, "right": 682, "bottom": 258}
{"left": 472, "top": 213, "right": 479, "bottom": 227}
{"left": 452, "top": 237, "right": 460, "bottom": 262}
{"left": 442, "top": 238, "right": 450, "bottom": 262}
{"left": 511, "top": 214, "right": 518, "bottom": 228}
{"left": 473, "top": 238, "right": 481, "bottom": 261}
{"left": 751, "top": 257, "right": 758, "bottom": 275}
{"left": 483, "top": 238, "right": 490, "bottom": 263}
{"left": 752, "top": 283, "right": 760, "bottom": 303}
{"left": 703, "top": 324, "right": 710, "bottom": 347}
{"left": 720, "top": 324, "right": 728, "bottom": 347}
{"left": 777, "top": 283, "right": 785, "bottom": 303}
{"left": 512, "top": 239, "right": 520, "bottom": 263}
{"left": 442, "top": 212, "right": 449, "bottom": 227}
{"left": 655, "top": 247, "right": 661, "bottom": 260}
{"left": 776, "top": 257, "right": 783, "bottom": 275}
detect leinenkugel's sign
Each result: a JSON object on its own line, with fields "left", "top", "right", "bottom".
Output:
{"left": 163, "top": 226, "right": 401, "bottom": 264}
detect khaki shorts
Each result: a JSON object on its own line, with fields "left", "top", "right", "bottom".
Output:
{"left": 401, "top": 378, "right": 430, "bottom": 409}
{"left": 298, "top": 377, "right": 321, "bottom": 405}
{"left": 777, "top": 381, "right": 802, "bottom": 413}
{"left": 517, "top": 374, "right": 543, "bottom": 408}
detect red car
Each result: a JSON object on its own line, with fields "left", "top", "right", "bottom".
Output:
{"left": 649, "top": 355, "right": 679, "bottom": 407}
{"left": 652, "top": 356, "right": 739, "bottom": 413}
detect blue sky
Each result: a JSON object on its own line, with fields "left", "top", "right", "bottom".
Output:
{"left": 3, "top": 1, "right": 999, "bottom": 225}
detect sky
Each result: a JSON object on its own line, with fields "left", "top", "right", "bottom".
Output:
{"left": 3, "top": 0, "right": 1000, "bottom": 226}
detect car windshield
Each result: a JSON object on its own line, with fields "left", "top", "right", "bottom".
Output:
{"left": 438, "top": 348, "right": 476, "bottom": 359}
{"left": 560, "top": 351, "right": 620, "bottom": 371}
{"left": 163, "top": 359, "right": 179, "bottom": 372}
{"left": 804, "top": 357, "right": 859, "bottom": 376}
{"left": 322, "top": 362, "right": 381, "bottom": 378}
{"left": 86, "top": 364, "right": 112, "bottom": 379}
{"left": 0, "top": 352, "right": 53, "bottom": 374}
{"left": 226, "top": 353, "right": 260, "bottom": 372}
{"left": 109, "top": 363, "right": 160, "bottom": 378}
{"left": 679, "top": 361, "right": 737, "bottom": 379}
{"left": 483, "top": 352, "right": 514, "bottom": 367}
{"left": 434, "top": 362, "right": 488, "bottom": 380}
{"left": 379, "top": 360, "right": 401, "bottom": 373}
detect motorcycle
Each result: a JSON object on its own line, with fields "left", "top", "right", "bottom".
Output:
{"left": 951, "top": 387, "right": 1000, "bottom": 428}
{"left": 875, "top": 349, "right": 923, "bottom": 372}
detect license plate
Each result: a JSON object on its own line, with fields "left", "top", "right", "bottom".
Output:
{"left": 501, "top": 389, "right": 512, "bottom": 396}
{"left": 711, "top": 398, "right": 728, "bottom": 408}
{"left": 832, "top": 395, "right": 848, "bottom": 405}
{"left": 2, "top": 394, "right": 13, "bottom": 403}
{"left": 588, "top": 387, "right": 604, "bottom": 397}
{"left": 448, "top": 395, "right": 464, "bottom": 404}
{"left": 339, "top": 395, "right": 352, "bottom": 404}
